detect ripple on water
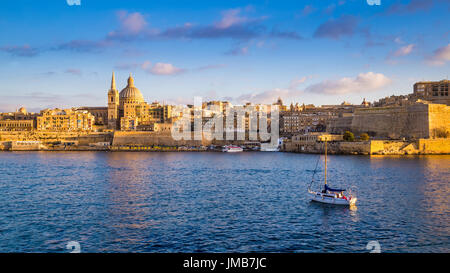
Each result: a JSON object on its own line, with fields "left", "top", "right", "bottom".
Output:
{"left": 0, "top": 152, "right": 448, "bottom": 252}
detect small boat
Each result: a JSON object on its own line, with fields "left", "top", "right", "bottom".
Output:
{"left": 307, "top": 137, "right": 357, "bottom": 206}
{"left": 222, "top": 145, "right": 243, "bottom": 152}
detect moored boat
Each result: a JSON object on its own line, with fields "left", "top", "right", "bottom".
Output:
{"left": 307, "top": 136, "right": 357, "bottom": 206}
{"left": 222, "top": 145, "right": 243, "bottom": 152}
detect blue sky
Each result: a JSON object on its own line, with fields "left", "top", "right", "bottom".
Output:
{"left": 0, "top": 0, "right": 449, "bottom": 112}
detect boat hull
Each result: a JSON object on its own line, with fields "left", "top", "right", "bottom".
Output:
{"left": 222, "top": 146, "right": 243, "bottom": 152}
{"left": 224, "top": 149, "right": 243, "bottom": 152}
{"left": 309, "top": 191, "right": 357, "bottom": 206}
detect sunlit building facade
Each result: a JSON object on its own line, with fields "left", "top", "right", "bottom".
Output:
{"left": 36, "top": 108, "right": 95, "bottom": 131}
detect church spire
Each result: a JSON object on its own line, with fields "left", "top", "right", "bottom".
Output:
{"left": 111, "top": 71, "right": 116, "bottom": 90}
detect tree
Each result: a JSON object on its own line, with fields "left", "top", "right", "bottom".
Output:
{"left": 432, "top": 128, "right": 450, "bottom": 138}
{"left": 343, "top": 131, "right": 355, "bottom": 142}
{"left": 360, "top": 133, "right": 370, "bottom": 141}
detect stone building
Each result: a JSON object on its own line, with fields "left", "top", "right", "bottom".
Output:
{"left": 0, "top": 120, "right": 34, "bottom": 131}
{"left": 413, "top": 79, "right": 450, "bottom": 105}
{"left": 107, "top": 72, "right": 172, "bottom": 131}
{"left": 36, "top": 108, "right": 95, "bottom": 131}
{"left": 372, "top": 79, "right": 450, "bottom": 108}
{"left": 76, "top": 106, "right": 108, "bottom": 125}
{"left": 280, "top": 102, "right": 357, "bottom": 137}
{"left": 0, "top": 107, "right": 38, "bottom": 131}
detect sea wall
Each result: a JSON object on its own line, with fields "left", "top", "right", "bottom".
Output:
{"left": 0, "top": 131, "right": 112, "bottom": 143}
{"left": 112, "top": 131, "right": 211, "bottom": 147}
{"left": 417, "top": 138, "right": 450, "bottom": 154}
{"left": 283, "top": 138, "right": 450, "bottom": 155}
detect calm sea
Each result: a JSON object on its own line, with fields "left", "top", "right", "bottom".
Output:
{"left": 0, "top": 152, "right": 448, "bottom": 252}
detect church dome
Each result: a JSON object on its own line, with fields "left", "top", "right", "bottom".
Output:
{"left": 119, "top": 74, "right": 144, "bottom": 103}
{"left": 18, "top": 107, "right": 27, "bottom": 114}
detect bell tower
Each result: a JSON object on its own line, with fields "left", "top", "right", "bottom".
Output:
{"left": 107, "top": 71, "right": 119, "bottom": 129}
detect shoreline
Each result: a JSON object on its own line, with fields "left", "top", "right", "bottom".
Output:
{"left": 1, "top": 149, "right": 449, "bottom": 155}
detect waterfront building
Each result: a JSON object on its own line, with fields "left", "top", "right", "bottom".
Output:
{"left": 107, "top": 72, "right": 173, "bottom": 131}
{"left": 0, "top": 120, "right": 34, "bottom": 131}
{"left": 76, "top": 106, "right": 108, "bottom": 126}
{"left": 281, "top": 107, "right": 338, "bottom": 137}
{"left": 413, "top": 79, "right": 450, "bottom": 105}
{"left": 292, "top": 132, "right": 343, "bottom": 145}
{"left": 36, "top": 108, "right": 95, "bottom": 131}
{"left": 283, "top": 132, "right": 343, "bottom": 153}
{"left": 0, "top": 107, "right": 38, "bottom": 131}
{"left": 10, "top": 141, "right": 42, "bottom": 151}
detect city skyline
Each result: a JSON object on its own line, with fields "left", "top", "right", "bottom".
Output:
{"left": 0, "top": 0, "right": 449, "bottom": 112}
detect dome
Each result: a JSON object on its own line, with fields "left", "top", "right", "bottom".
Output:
{"left": 119, "top": 74, "right": 144, "bottom": 103}
{"left": 18, "top": 107, "right": 27, "bottom": 114}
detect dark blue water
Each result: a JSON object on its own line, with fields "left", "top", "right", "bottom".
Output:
{"left": 0, "top": 152, "right": 448, "bottom": 252}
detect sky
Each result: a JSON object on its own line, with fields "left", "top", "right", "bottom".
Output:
{"left": 0, "top": 0, "right": 449, "bottom": 112}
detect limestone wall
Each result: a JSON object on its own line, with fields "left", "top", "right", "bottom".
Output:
{"left": 351, "top": 104, "right": 430, "bottom": 139}
{"left": 283, "top": 138, "right": 450, "bottom": 155}
{"left": 77, "top": 133, "right": 113, "bottom": 145}
{"left": 112, "top": 131, "right": 211, "bottom": 146}
{"left": 0, "top": 141, "right": 11, "bottom": 151}
{"left": 428, "top": 104, "right": 450, "bottom": 137}
{"left": 283, "top": 140, "right": 371, "bottom": 154}
{"left": 0, "top": 131, "right": 113, "bottom": 144}
{"left": 418, "top": 138, "right": 450, "bottom": 154}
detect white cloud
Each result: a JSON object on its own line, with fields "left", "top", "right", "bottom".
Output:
{"left": 393, "top": 44, "right": 415, "bottom": 57}
{"left": 117, "top": 11, "right": 147, "bottom": 34}
{"left": 426, "top": 44, "right": 450, "bottom": 66}
{"left": 228, "top": 75, "right": 312, "bottom": 104}
{"left": 149, "top": 62, "right": 184, "bottom": 75}
{"left": 215, "top": 8, "right": 249, "bottom": 29}
{"left": 231, "top": 88, "right": 297, "bottom": 104}
{"left": 305, "top": 72, "right": 391, "bottom": 95}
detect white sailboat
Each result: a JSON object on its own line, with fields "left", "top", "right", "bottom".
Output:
{"left": 308, "top": 137, "right": 357, "bottom": 206}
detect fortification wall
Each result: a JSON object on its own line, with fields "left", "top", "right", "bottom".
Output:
{"left": 112, "top": 131, "right": 211, "bottom": 146}
{"left": 283, "top": 138, "right": 450, "bottom": 155}
{"left": 283, "top": 141, "right": 371, "bottom": 154}
{"left": 351, "top": 104, "right": 430, "bottom": 139}
{"left": 428, "top": 104, "right": 450, "bottom": 137}
{"left": 418, "top": 138, "right": 450, "bottom": 154}
{"left": 0, "top": 131, "right": 112, "bottom": 144}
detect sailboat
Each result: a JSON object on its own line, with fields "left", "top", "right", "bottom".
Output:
{"left": 308, "top": 136, "right": 357, "bottom": 206}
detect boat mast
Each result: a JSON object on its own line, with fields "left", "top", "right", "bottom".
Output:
{"left": 324, "top": 139, "right": 327, "bottom": 185}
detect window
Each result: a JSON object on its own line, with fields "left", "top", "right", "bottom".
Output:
{"left": 432, "top": 85, "right": 439, "bottom": 96}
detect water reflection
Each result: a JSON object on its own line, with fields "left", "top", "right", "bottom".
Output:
{"left": 0, "top": 152, "right": 448, "bottom": 252}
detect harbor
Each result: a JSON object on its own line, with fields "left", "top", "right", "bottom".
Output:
{"left": 1, "top": 151, "right": 448, "bottom": 252}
